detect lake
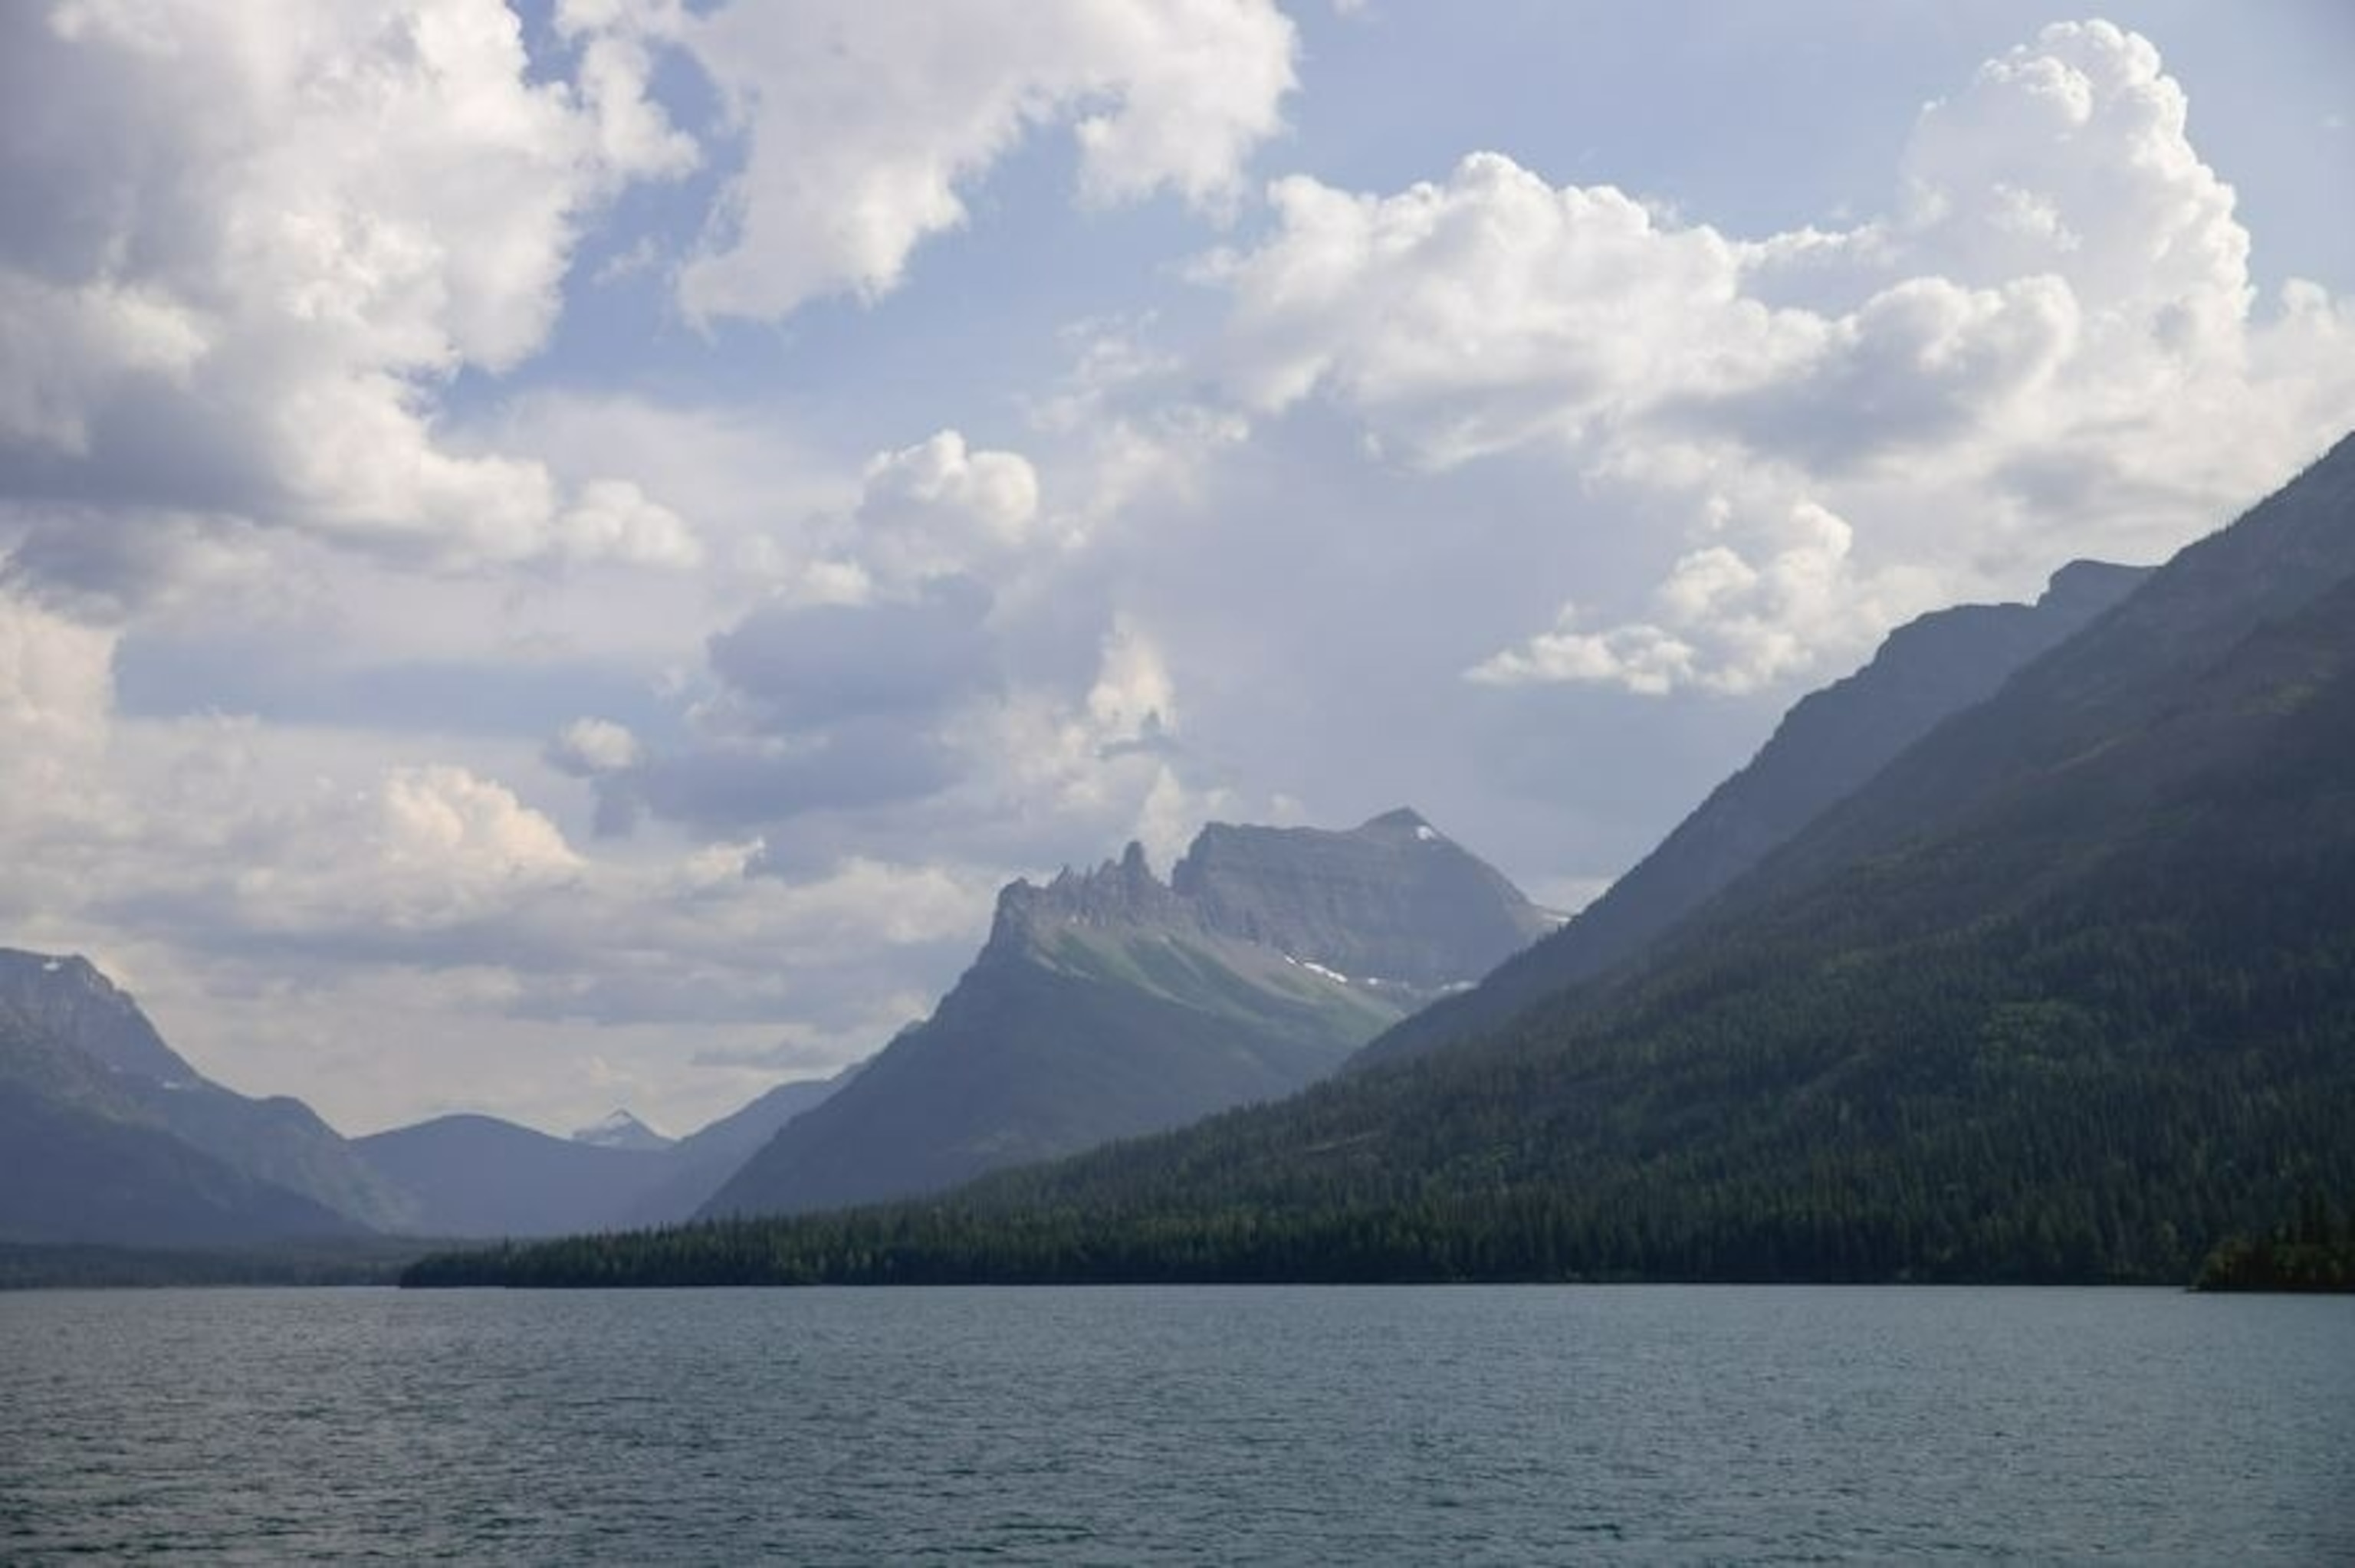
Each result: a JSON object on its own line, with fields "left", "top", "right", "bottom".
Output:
{"left": 2, "top": 1285, "right": 2349, "bottom": 1562}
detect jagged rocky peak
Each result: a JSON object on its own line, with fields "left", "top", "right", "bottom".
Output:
{"left": 984, "top": 810, "right": 1549, "bottom": 992}
{"left": 0, "top": 947, "right": 193, "bottom": 1082}
{"left": 992, "top": 840, "right": 1196, "bottom": 943}
{"left": 1171, "top": 809, "right": 1555, "bottom": 990}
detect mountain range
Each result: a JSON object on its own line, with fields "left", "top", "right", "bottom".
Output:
{"left": 354, "top": 1067, "right": 861, "bottom": 1237}
{"left": 702, "top": 810, "right": 1554, "bottom": 1217}
{"left": 18, "top": 432, "right": 2352, "bottom": 1281}
{"left": 0, "top": 950, "right": 862, "bottom": 1245}
{"left": 407, "top": 431, "right": 2355, "bottom": 1288}
{"left": 2, "top": 805, "right": 1555, "bottom": 1246}
{"left": 0, "top": 804, "right": 1551, "bottom": 1246}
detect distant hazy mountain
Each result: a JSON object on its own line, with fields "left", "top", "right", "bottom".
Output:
{"left": 570, "top": 1110, "right": 674, "bottom": 1152}
{"left": 354, "top": 1115, "right": 674, "bottom": 1238}
{"left": 0, "top": 943, "right": 867, "bottom": 1245}
{"left": 0, "top": 950, "right": 413, "bottom": 1234}
{"left": 701, "top": 812, "right": 1554, "bottom": 1219}
{"left": 0, "top": 972, "right": 363, "bottom": 1248}
{"left": 0, "top": 1081, "right": 363, "bottom": 1248}
{"left": 355, "top": 1067, "right": 863, "bottom": 1236}
{"left": 1358, "top": 558, "right": 2150, "bottom": 1068}
{"left": 619, "top": 1064, "right": 862, "bottom": 1226}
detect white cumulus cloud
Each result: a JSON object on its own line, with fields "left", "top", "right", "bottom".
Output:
{"left": 672, "top": 0, "right": 1297, "bottom": 323}
{"left": 0, "top": 0, "right": 700, "bottom": 588}
{"left": 1208, "top": 20, "right": 2355, "bottom": 694}
{"left": 546, "top": 717, "right": 644, "bottom": 777}
{"left": 852, "top": 429, "right": 1043, "bottom": 586}
{"left": 228, "top": 765, "right": 585, "bottom": 937}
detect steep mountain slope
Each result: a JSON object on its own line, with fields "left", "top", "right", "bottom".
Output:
{"left": 0, "top": 1083, "right": 363, "bottom": 1243}
{"left": 0, "top": 952, "right": 192, "bottom": 1081}
{"left": 1712, "top": 433, "right": 2355, "bottom": 925}
{"left": 0, "top": 987, "right": 366, "bottom": 1247}
{"left": 1361, "top": 559, "right": 2150, "bottom": 1067}
{"left": 0, "top": 951, "right": 412, "bottom": 1232}
{"left": 668, "top": 1065, "right": 858, "bottom": 1164}
{"left": 413, "top": 433, "right": 2355, "bottom": 1288}
{"left": 701, "top": 815, "right": 1551, "bottom": 1218}
{"left": 0, "top": 1083, "right": 365, "bottom": 1247}
{"left": 620, "top": 1064, "right": 861, "bottom": 1225}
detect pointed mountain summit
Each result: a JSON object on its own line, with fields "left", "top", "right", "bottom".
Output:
{"left": 701, "top": 811, "right": 1550, "bottom": 1218}
{"left": 0, "top": 951, "right": 195, "bottom": 1084}
{"left": 570, "top": 1109, "right": 673, "bottom": 1152}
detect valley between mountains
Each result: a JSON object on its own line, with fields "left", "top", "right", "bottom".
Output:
{"left": 8, "top": 437, "right": 2353, "bottom": 1291}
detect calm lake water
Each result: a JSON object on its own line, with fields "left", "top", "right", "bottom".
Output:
{"left": 2, "top": 1285, "right": 2349, "bottom": 1563}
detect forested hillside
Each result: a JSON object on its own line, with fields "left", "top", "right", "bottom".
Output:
{"left": 406, "top": 438, "right": 2355, "bottom": 1290}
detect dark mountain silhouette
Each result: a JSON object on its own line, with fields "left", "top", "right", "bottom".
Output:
{"left": 1360, "top": 558, "right": 2150, "bottom": 1068}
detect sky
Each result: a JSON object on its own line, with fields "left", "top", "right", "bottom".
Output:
{"left": 2, "top": 1, "right": 2350, "bottom": 1138}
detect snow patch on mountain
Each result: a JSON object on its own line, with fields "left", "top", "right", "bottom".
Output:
{"left": 570, "top": 1110, "right": 674, "bottom": 1152}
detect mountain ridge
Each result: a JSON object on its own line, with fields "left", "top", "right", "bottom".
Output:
{"left": 700, "top": 809, "right": 1551, "bottom": 1219}
{"left": 1359, "top": 556, "right": 2152, "bottom": 1067}
{"left": 0, "top": 950, "right": 415, "bottom": 1234}
{"left": 354, "top": 1114, "right": 674, "bottom": 1238}
{"left": 1707, "top": 432, "right": 2355, "bottom": 930}
{"left": 0, "top": 944, "right": 863, "bottom": 1245}
{"left": 406, "top": 431, "right": 2355, "bottom": 1288}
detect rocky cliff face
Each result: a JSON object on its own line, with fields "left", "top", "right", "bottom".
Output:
{"left": 994, "top": 810, "right": 1558, "bottom": 1001}
{"left": 1171, "top": 809, "right": 1558, "bottom": 991}
{"left": 702, "top": 809, "right": 1551, "bottom": 1219}
{"left": 994, "top": 841, "right": 1203, "bottom": 942}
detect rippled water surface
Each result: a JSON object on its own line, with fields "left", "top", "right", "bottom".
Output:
{"left": 3, "top": 1285, "right": 2350, "bottom": 1562}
